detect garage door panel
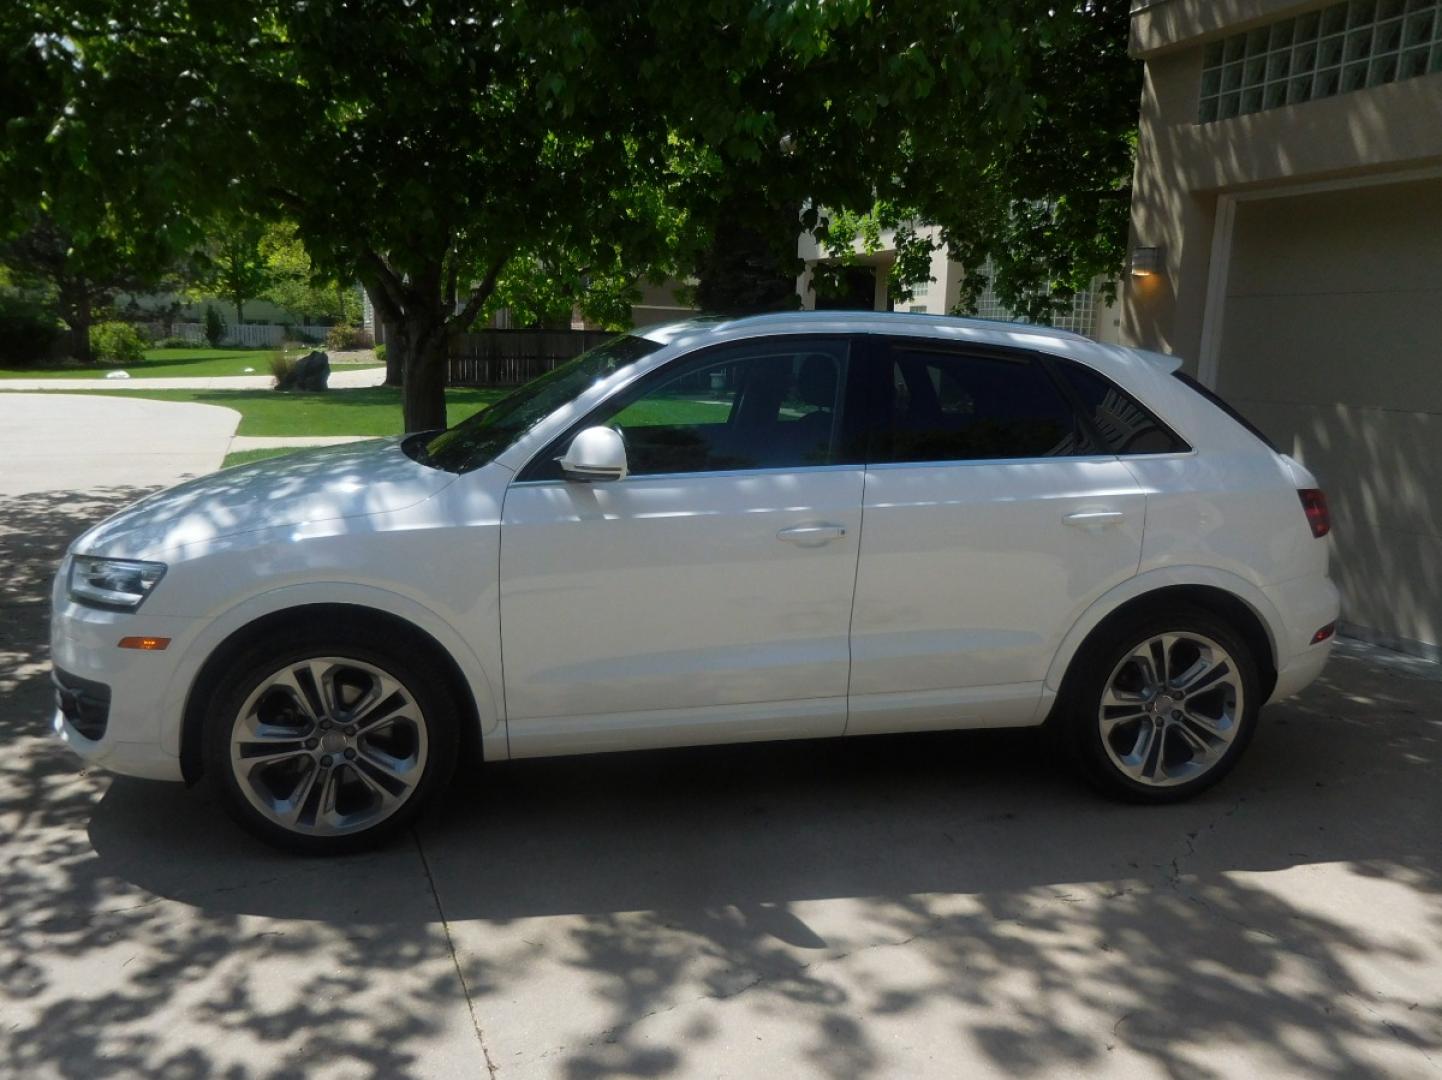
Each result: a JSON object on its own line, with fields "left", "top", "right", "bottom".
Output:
{"left": 1215, "top": 178, "right": 1442, "bottom": 652}
{"left": 1238, "top": 398, "right": 1442, "bottom": 543}
{"left": 1220, "top": 291, "right": 1442, "bottom": 413}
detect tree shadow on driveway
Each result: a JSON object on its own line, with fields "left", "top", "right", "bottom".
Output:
{"left": 4, "top": 486, "right": 1441, "bottom": 1079}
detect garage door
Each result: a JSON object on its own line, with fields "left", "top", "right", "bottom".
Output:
{"left": 1216, "top": 177, "right": 1442, "bottom": 655}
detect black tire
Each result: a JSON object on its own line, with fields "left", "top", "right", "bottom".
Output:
{"left": 201, "top": 627, "right": 460, "bottom": 854}
{"left": 1061, "top": 605, "right": 1262, "bottom": 803}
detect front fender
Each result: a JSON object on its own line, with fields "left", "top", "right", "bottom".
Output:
{"left": 157, "top": 581, "right": 504, "bottom": 760}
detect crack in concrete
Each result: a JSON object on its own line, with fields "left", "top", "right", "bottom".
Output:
{"left": 413, "top": 827, "right": 498, "bottom": 1079}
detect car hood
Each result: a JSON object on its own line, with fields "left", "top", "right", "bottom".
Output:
{"left": 74, "top": 437, "right": 457, "bottom": 559}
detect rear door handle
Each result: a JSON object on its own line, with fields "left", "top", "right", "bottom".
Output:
{"left": 777, "top": 523, "right": 847, "bottom": 545}
{"left": 1063, "top": 510, "right": 1126, "bottom": 529}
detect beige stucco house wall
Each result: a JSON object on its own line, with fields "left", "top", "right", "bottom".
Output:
{"left": 1123, "top": 0, "right": 1442, "bottom": 657}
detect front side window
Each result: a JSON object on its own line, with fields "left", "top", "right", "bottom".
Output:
{"left": 528, "top": 337, "right": 851, "bottom": 479}
{"left": 413, "top": 334, "right": 662, "bottom": 473}
{"left": 874, "top": 347, "right": 1091, "bottom": 463}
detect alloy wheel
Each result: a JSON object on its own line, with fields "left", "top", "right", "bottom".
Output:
{"left": 229, "top": 656, "right": 429, "bottom": 836}
{"left": 1098, "top": 632, "right": 1244, "bottom": 788}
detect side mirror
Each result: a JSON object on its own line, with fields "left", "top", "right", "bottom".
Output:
{"left": 557, "top": 426, "right": 628, "bottom": 482}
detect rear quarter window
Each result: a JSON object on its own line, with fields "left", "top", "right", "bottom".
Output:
{"left": 1055, "top": 361, "right": 1190, "bottom": 455}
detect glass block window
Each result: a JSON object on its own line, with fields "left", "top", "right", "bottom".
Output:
{"left": 910, "top": 279, "right": 931, "bottom": 298}
{"left": 1200, "top": 0, "right": 1442, "bottom": 122}
{"left": 973, "top": 264, "right": 1099, "bottom": 339}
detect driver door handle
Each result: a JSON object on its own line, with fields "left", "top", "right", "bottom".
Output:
{"left": 777, "top": 523, "right": 847, "bottom": 545}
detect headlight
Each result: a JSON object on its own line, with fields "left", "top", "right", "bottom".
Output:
{"left": 68, "top": 556, "right": 167, "bottom": 611}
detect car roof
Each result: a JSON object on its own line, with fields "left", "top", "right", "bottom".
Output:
{"left": 637, "top": 309, "right": 1091, "bottom": 347}
{"left": 634, "top": 310, "right": 1174, "bottom": 382}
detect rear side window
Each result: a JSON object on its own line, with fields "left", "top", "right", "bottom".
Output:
{"left": 1057, "top": 361, "right": 1190, "bottom": 455}
{"left": 1172, "top": 371, "right": 1280, "bottom": 452}
{"left": 874, "top": 347, "right": 1093, "bottom": 463}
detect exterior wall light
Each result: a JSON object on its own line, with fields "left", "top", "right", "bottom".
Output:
{"left": 1130, "top": 245, "right": 1162, "bottom": 277}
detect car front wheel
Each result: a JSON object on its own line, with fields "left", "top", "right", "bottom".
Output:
{"left": 203, "top": 634, "right": 458, "bottom": 853}
{"left": 1066, "top": 607, "right": 1262, "bottom": 802}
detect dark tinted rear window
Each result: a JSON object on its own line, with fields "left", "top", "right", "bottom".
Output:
{"left": 1058, "top": 362, "right": 1189, "bottom": 454}
{"left": 1172, "top": 371, "right": 1279, "bottom": 452}
{"left": 875, "top": 348, "right": 1093, "bottom": 462}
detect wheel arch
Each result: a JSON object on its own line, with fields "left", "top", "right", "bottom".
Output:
{"left": 1045, "top": 572, "right": 1281, "bottom": 716}
{"left": 178, "top": 602, "right": 484, "bottom": 784}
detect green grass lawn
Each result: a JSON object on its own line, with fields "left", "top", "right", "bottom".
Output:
{"left": 49, "top": 385, "right": 508, "bottom": 437}
{"left": 0, "top": 348, "right": 382, "bottom": 380}
{"left": 221, "top": 447, "right": 307, "bottom": 469}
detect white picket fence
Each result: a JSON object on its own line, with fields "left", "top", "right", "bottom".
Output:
{"left": 167, "top": 322, "right": 334, "bottom": 348}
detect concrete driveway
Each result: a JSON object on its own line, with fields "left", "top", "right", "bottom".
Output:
{"left": 2, "top": 474, "right": 1440, "bottom": 1076}
{"left": 0, "top": 393, "right": 239, "bottom": 495}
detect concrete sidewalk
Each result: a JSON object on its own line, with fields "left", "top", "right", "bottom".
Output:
{"left": 0, "top": 365, "right": 387, "bottom": 391}
{"left": 0, "top": 394, "right": 239, "bottom": 495}
{"left": 1, "top": 441, "right": 1440, "bottom": 1077}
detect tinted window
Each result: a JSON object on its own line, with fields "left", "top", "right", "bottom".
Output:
{"left": 530, "top": 338, "right": 850, "bottom": 478}
{"left": 416, "top": 334, "right": 661, "bottom": 472}
{"left": 875, "top": 347, "right": 1091, "bottom": 463}
{"left": 1058, "top": 362, "right": 1189, "bottom": 454}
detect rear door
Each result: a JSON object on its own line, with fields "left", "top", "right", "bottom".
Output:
{"left": 847, "top": 340, "right": 1149, "bottom": 735}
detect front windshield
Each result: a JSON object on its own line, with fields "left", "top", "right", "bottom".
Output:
{"left": 415, "top": 334, "right": 662, "bottom": 472}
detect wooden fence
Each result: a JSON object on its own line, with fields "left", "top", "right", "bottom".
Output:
{"left": 448, "top": 329, "right": 613, "bottom": 387}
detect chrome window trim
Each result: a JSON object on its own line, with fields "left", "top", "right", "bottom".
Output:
{"left": 508, "top": 463, "right": 865, "bottom": 488}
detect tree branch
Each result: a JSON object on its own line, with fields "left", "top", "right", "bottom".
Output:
{"left": 447, "top": 253, "right": 510, "bottom": 333}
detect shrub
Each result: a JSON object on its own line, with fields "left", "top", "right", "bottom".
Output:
{"left": 154, "top": 335, "right": 194, "bottom": 349}
{"left": 89, "top": 321, "right": 146, "bottom": 366}
{"left": 325, "top": 324, "right": 373, "bottom": 351}
{"left": 374, "top": 343, "right": 387, "bottom": 363}
{"left": 203, "top": 306, "right": 226, "bottom": 347}
{"left": 268, "top": 349, "right": 297, "bottom": 386}
{"left": 285, "top": 327, "right": 321, "bottom": 345}
{"left": 0, "top": 294, "right": 67, "bottom": 367}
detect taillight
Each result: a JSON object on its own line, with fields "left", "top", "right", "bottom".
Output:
{"left": 1299, "top": 488, "right": 1330, "bottom": 538}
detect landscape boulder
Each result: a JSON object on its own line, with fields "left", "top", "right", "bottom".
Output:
{"left": 277, "top": 350, "right": 330, "bottom": 391}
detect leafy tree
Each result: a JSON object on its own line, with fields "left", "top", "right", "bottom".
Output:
{"left": 8, "top": 0, "right": 1138, "bottom": 427}
{"left": 0, "top": 214, "right": 173, "bottom": 363}
{"left": 191, "top": 216, "right": 272, "bottom": 326}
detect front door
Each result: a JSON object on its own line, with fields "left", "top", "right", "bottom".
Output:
{"left": 500, "top": 335, "right": 865, "bottom": 757}
{"left": 847, "top": 339, "right": 1148, "bottom": 735}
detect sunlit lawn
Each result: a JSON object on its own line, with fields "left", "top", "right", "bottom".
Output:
{"left": 0, "top": 348, "right": 383, "bottom": 380}
{"left": 40, "top": 386, "right": 507, "bottom": 437}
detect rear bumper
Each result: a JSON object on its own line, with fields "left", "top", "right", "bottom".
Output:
{"left": 1262, "top": 573, "right": 1341, "bottom": 703}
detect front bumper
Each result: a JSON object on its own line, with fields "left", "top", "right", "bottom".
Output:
{"left": 50, "top": 567, "right": 201, "bottom": 783}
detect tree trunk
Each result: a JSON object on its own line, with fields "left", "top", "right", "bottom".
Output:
{"left": 235, "top": 298, "right": 245, "bottom": 325}
{"left": 395, "top": 315, "right": 450, "bottom": 432}
{"left": 362, "top": 281, "right": 403, "bottom": 386}
{"left": 58, "top": 283, "right": 94, "bottom": 365}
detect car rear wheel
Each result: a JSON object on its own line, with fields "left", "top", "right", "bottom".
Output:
{"left": 202, "top": 633, "right": 458, "bottom": 853}
{"left": 1064, "top": 607, "right": 1262, "bottom": 802}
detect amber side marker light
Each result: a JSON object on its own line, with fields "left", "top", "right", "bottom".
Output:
{"left": 1311, "top": 623, "right": 1336, "bottom": 645}
{"left": 118, "top": 636, "right": 171, "bottom": 651}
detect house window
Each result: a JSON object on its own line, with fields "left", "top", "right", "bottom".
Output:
{"left": 1199, "top": 0, "right": 1442, "bottom": 123}
{"left": 973, "top": 262, "right": 1099, "bottom": 338}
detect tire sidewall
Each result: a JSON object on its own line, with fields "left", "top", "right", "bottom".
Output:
{"left": 1066, "top": 607, "right": 1262, "bottom": 803}
{"left": 201, "top": 632, "right": 460, "bottom": 854}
